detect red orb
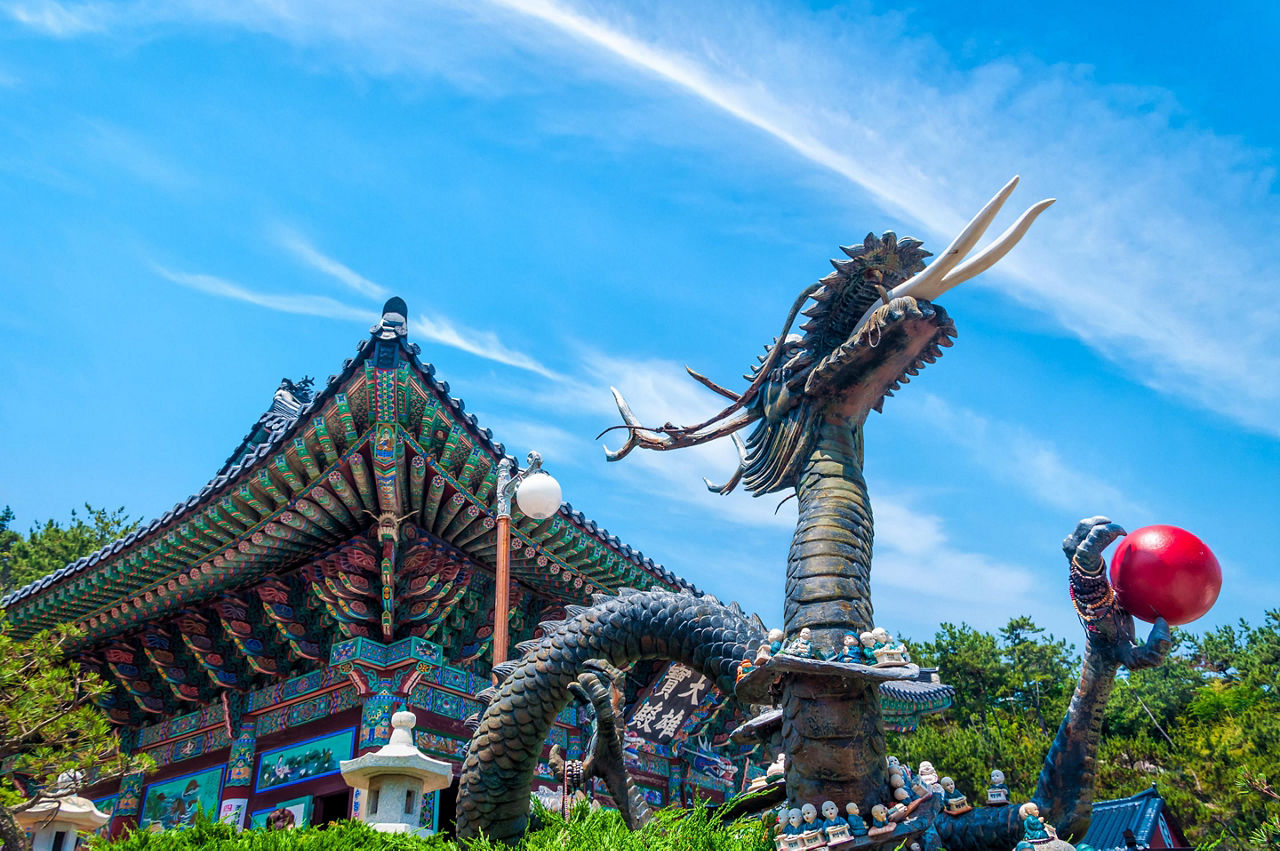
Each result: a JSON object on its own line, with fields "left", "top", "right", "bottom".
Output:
{"left": 1109, "top": 525, "right": 1221, "bottom": 625}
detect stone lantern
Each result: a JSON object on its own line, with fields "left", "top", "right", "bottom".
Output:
{"left": 340, "top": 708, "right": 453, "bottom": 835}
{"left": 14, "top": 796, "right": 110, "bottom": 851}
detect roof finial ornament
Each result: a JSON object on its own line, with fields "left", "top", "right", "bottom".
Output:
{"left": 374, "top": 296, "right": 409, "bottom": 340}
{"left": 269, "top": 376, "right": 315, "bottom": 419}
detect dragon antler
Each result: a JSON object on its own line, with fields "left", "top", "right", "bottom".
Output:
{"left": 599, "top": 283, "right": 822, "bottom": 461}
{"left": 598, "top": 389, "right": 758, "bottom": 461}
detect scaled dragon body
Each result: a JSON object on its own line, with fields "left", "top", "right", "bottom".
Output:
{"left": 456, "top": 590, "right": 762, "bottom": 842}
{"left": 457, "top": 179, "right": 1171, "bottom": 849}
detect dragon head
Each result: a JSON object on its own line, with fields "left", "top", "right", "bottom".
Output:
{"left": 602, "top": 177, "right": 1052, "bottom": 495}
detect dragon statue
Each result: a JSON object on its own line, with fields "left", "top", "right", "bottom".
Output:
{"left": 456, "top": 177, "right": 1172, "bottom": 849}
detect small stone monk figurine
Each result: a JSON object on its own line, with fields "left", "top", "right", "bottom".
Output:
{"left": 917, "top": 760, "right": 941, "bottom": 791}
{"left": 940, "top": 777, "right": 972, "bottom": 815}
{"left": 737, "top": 657, "right": 756, "bottom": 680}
{"left": 784, "top": 627, "right": 815, "bottom": 658}
{"left": 871, "top": 627, "right": 909, "bottom": 666}
{"left": 889, "top": 772, "right": 911, "bottom": 804}
{"left": 892, "top": 772, "right": 928, "bottom": 815}
{"left": 784, "top": 808, "right": 805, "bottom": 835}
{"left": 832, "top": 632, "right": 861, "bottom": 663}
{"left": 1019, "top": 802, "right": 1054, "bottom": 842}
{"left": 772, "top": 814, "right": 790, "bottom": 851}
{"left": 819, "top": 801, "right": 847, "bottom": 839}
{"left": 799, "top": 803, "right": 824, "bottom": 846}
{"left": 765, "top": 752, "right": 787, "bottom": 783}
{"left": 768, "top": 628, "right": 786, "bottom": 655}
{"left": 844, "top": 802, "right": 868, "bottom": 836}
{"left": 986, "top": 768, "right": 1010, "bottom": 805}
{"left": 859, "top": 631, "right": 878, "bottom": 663}
{"left": 867, "top": 804, "right": 894, "bottom": 837}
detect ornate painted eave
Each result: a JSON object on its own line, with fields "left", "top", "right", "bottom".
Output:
{"left": 2, "top": 298, "right": 696, "bottom": 643}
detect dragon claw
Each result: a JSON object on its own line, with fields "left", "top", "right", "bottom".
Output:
{"left": 1082, "top": 522, "right": 1126, "bottom": 555}
{"left": 1124, "top": 617, "right": 1172, "bottom": 670}
{"left": 1063, "top": 516, "right": 1125, "bottom": 573}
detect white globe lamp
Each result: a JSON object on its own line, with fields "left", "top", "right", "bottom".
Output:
{"left": 515, "top": 471, "right": 562, "bottom": 520}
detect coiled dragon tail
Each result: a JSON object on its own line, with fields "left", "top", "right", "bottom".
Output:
{"left": 456, "top": 588, "right": 765, "bottom": 843}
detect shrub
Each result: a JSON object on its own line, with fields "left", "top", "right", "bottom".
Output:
{"left": 91, "top": 802, "right": 775, "bottom": 851}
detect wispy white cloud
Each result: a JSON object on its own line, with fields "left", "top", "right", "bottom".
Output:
{"left": 474, "top": 415, "right": 584, "bottom": 467}
{"left": 266, "top": 226, "right": 562, "bottom": 378}
{"left": 83, "top": 119, "right": 196, "bottom": 190}
{"left": 476, "top": 1, "right": 1280, "bottom": 435}
{"left": 15, "top": 0, "right": 1277, "bottom": 433}
{"left": 273, "top": 226, "right": 390, "bottom": 300}
{"left": 897, "top": 391, "right": 1147, "bottom": 518}
{"left": 153, "top": 264, "right": 371, "bottom": 321}
{"left": 486, "top": 0, "right": 905, "bottom": 211}
{"left": 152, "top": 260, "right": 564, "bottom": 380}
{"left": 5, "top": 0, "right": 108, "bottom": 36}
{"left": 872, "top": 496, "right": 1039, "bottom": 617}
{"left": 410, "top": 314, "right": 564, "bottom": 382}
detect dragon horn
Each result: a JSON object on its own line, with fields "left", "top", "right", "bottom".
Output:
{"left": 892, "top": 175, "right": 1021, "bottom": 299}
{"left": 932, "top": 198, "right": 1056, "bottom": 290}
{"left": 851, "top": 177, "right": 1052, "bottom": 335}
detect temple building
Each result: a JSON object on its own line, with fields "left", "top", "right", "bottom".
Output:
{"left": 2, "top": 298, "right": 950, "bottom": 837}
{"left": 1, "top": 299, "right": 737, "bottom": 835}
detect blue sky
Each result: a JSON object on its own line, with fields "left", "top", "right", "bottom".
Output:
{"left": 1, "top": 0, "right": 1276, "bottom": 649}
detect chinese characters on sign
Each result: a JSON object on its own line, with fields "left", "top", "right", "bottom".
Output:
{"left": 628, "top": 664, "right": 713, "bottom": 746}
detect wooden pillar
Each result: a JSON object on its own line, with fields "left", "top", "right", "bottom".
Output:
{"left": 492, "top": 514, "right": 511, "bottom": 675}
{"left": 668, "top": 760, "right": 687, "bottom": 809}
{"left": 219, "top": 720, "right": 256, "bottom": 829}
{"left": 108, "top": 771, "right": 145, "bottom": 838}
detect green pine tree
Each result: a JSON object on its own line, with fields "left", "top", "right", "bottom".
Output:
{"left": 0, "top": 505, "right": 139, "bottom": 596}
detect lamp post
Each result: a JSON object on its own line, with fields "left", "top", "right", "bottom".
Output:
{"left": 493, "top": 451, "right": 562, "bottom": 677}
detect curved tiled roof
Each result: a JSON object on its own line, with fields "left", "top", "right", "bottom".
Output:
{"left": 878, "top": 678, "right": 955, "bottom": 704}
{"left": 1082, "top": 785, "right": 1187, "bottom": 850}
{"left": 2, "top": 300, "right": 696, "bottom": 618}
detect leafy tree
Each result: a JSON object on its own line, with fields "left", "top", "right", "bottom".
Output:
{"left": 1191, "top": 611, "right": 1280, "bottom": 691}
{"left": 0, "top": 505, "right": 139, "bottom": 596}
{"left": 0, "top": 508, "right": 18, "bottom": 579}
{"left": 0, "top": 619, "right": 153, "bottom": 851}
{"left": 913, "top": 622, "right": 1009, "bottom": 726}
{"left": 999, "top": 616, "right": 1074, "bottom": 733}
{"left": 897, "top": 612, "right": 1280, "bottom": 847}
{"left": 1237, "top": 769, "right": 1280, "bottom": 848}
{"left": 0, "top": 504, "right": 148, "bottom": 850}
{"left": 1101, "top": 613, "right": 1280, "bottom": 848}
{"left": 1103, "top": 630, "right": 1202, "bottom": 742}
{"left": 892, "top": 617, "right": 1074, "bottom": 801}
